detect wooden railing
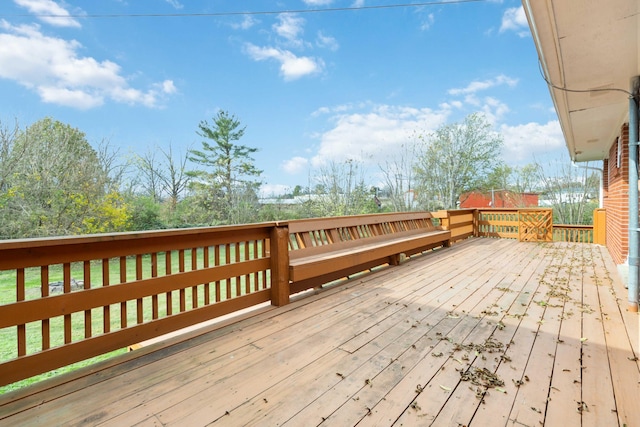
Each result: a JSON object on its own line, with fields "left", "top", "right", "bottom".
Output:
{"left": 0, "top": 223, "right": 290, "bottom": 387}
{"left": 553, "top": 224, "right": 594, "bottom": 243}
{"left": 0, "top": 208, "right": 606, "bottom": 387}
{"left": 476, "top": 208, "right": 520, "bottom": 239}
{"left": 436, "top": 208, "right": 601, "bottom": 244}
{"left": 433, "top": 209, "right": 476, "bottom": 243}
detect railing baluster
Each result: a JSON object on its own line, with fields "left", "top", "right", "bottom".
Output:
{"left": 165, "top": 251, "right": 172, "bottom": 316}
{"left": 245, "top": 241, "right": 251, "bottom": 294}
{"left": 136, "top": 255, "right": 143, "bottom": 324}
{"left": 151, "top": 252, "right": 158, "bottom": 320}
{"left": 262, "top": 239, "right": 268, "bottom": 289}
{"left": 235, "top": 243, "right": 241, "bottom": 297}
{"left": 179, "top": 249, "right": 186, "bottom": 312}
{"left": 191, "top": 248, "right": 198, "bottom": 309}
{"left": 83, "top": 261, "right": 91, "bottom": 339}
{"left": 63, "top": 263, "right": 71, "bottom": 344}
{"left": 102, "top": 259, "right": 110, "bottom": 333}
{"left": 204, "top": 246, "right": 210, "bottom": 305}
{"left": 17, "top": 268, "right": 26, "bottom": 357}
{"left": 225, "top": 245, "right": 231, "bottom": 300}
{"left": 253, "top": 240, "right": 259, "bottom": 292}
{"left": 40, "top": 266, "right": 50, "bottom": 350}
{"left": 120, "top": 256, "right": 127, "bottom": 328}
{"left": 215, "top": 245, "right": 221, "bottom": 302}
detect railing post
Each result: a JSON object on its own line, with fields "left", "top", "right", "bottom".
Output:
{"left": 270, "top": 225, "right": 290, "bottom": 306}
{"left": 593, "top": 208, "right": 606, "bottom": 245}
{"left": 473, "top": 209, "right": 479, "bottom": 237}
{"left": 435, "top": 210, "right": 450, "bottom": 230}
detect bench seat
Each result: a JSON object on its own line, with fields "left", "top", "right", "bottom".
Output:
{"left": 285, "top": 212, "right": 451, "bottom": 292}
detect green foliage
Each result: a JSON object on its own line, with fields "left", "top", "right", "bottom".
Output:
{"left": 188, "top": 111, "right": 262, "bottom": 224}
{"left": 414, "top": 113, "right": 504, "bottom": 210}
{"left": 0, "top": 118, "right": 129, "bottom": 238}
{"left": 127, "top": 195, "right": 165, "bottom": 231}
{"left": 535, "top": 157, "right": 600, "bottom": 225}
{"left": 378, "top": 143, "right": 419, "bottom": 212}
{"left": 307, "top": 159, "right": 379, "bottom": 217}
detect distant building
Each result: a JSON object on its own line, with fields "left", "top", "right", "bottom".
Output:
{"left": 459, "top": 190, "right": 539, "bottom": 209}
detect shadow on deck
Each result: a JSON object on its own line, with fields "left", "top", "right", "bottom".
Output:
{"left": 0, "top": 238, "right": 638, "bottom": 426}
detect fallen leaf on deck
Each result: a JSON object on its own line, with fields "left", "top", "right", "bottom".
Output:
{"left": 577, "top": 401, "right": 589, "bottom": 413}
{"left": 440, "top": 385, "right": 451, "bottom": 392}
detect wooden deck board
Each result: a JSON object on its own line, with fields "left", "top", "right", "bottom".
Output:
{"left": 0, "top": 238, "right": 637, "bottom": 427}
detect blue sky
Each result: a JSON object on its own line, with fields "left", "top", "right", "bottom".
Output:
{"left": 0, "top": 0, "right": 566, "bottom": 196}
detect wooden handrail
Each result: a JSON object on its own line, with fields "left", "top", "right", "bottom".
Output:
{"left": 0, "top": 223, "right": 281, "bottom": 387}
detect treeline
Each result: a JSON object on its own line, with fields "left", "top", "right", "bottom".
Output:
{"left": 0, "top": 112, "right": 599, "bottom": 239}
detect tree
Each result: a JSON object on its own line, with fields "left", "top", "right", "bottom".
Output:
{"left": 135, "top": 149, "right": 164, "bottom": 202}
{"left": 414, "top": 113, "right": 504, "bottom": 210}
{"left": 308, "top": 159, "right": 377, "bottom": 217}
{"left": 0, "top": 119, "right": 21, "bottom": 194}
{"left": 158, "top": 143, "right": 191, "bottom": 212}
{"left": 378, "top": 143, "right": 419, "bottom": 211}
{"left": 97, "top": 138, "right": 130, "bottom": 193}
{"left": 188, "top": 111, "right": 262, "bottom": 224}
{"left": 534, "top": 157, "right": 599, "bottom": 224}
{"left": 0, "top": 117, "right": 129, "bottom": 238}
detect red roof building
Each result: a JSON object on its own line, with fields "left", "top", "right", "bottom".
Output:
{"left": 459, "top": 190, "right": 539, "bottom": 209}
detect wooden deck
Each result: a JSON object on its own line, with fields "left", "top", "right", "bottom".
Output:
{"left": 0, "top": 238, "right": 638, "bottom": 426}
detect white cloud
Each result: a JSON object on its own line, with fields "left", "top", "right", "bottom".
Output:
{"left": 244, "top": 43, "right": 324, "bottom": 80}
{"left": 231, "top": 15, "right": 258, "bottom": 30}
{"left": 282, "top": 156, "right": 309, "bottom": 174}
{"left": 500, "top": 120, "right": 564, "bottom": 163}
{"left": 303, "top": 0, "right": 335, "bottom": 5}
{"left": 165, "top": 0, "right": 184, "bottom": 9}
{"left": 448, "top": 74, "right": 518, "bottom": 96}
{"left": 420, "top": 13, "right": 435, "bottom": 31}
{"left": 500, "top": 6, "right": 530, "bottom": 37}
{"left": 14, "top": 0, "right": 81, "bottom": 28}
{"left": 304, "top": 103, "right": 563, "bottom": 182}
{"left": 0, "top": 21, "right": 175, "bottom": 109}
{"left": 260, "top": 183, "right": 291, "bottom": 197}
{"left": 273, "top": 13, "right": 306, "bottom": 47}
{"left": 481, "top": 96, "right": 510, "bottom": 124}
{"left": 312, "top": 104, "right": 355, "bottom": 117}
{"left": 316, "top": 31, "right": 339, "bottom": 51}
{"left": 310, "top": 104, "right": 451, "bottom": 168}
{"left": 38, "top": 86, "right": 103, "bottom": 109}
{"left": 160, "top": 79, "right": 177, "bottom": 94}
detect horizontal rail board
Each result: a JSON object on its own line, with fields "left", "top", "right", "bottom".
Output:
{"left": 0, "top": 258, "right": 270, "bottom": 328}
{"left": 0, "top": 290, "right": 271, "bottom": 387}
{"left": 0, "top": 226, "right": 271, "bottom": 270}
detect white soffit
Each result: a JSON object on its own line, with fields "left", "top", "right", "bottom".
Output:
{"left": 523, "top": 0, "right": 639, "bottom": 161}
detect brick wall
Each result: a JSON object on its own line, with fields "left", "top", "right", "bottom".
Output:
{"left": 603, "top": 124, "right": 630, "bottom": 264}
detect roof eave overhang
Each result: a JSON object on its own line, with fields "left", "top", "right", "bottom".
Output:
{"left": 522, "top": 0, "right": 639, "bottom": 162}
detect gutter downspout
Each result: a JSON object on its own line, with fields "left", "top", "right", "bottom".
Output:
{"left": 628, "top": 95, "right": 639, "bottom": 312}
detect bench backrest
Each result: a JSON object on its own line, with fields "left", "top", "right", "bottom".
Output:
{"left": 284, "top": 212, "right": 440, "bottom": 254}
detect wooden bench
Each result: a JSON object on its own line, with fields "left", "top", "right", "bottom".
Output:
{"left": 285, "top": 212, "right": 451, "bottom": 293}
